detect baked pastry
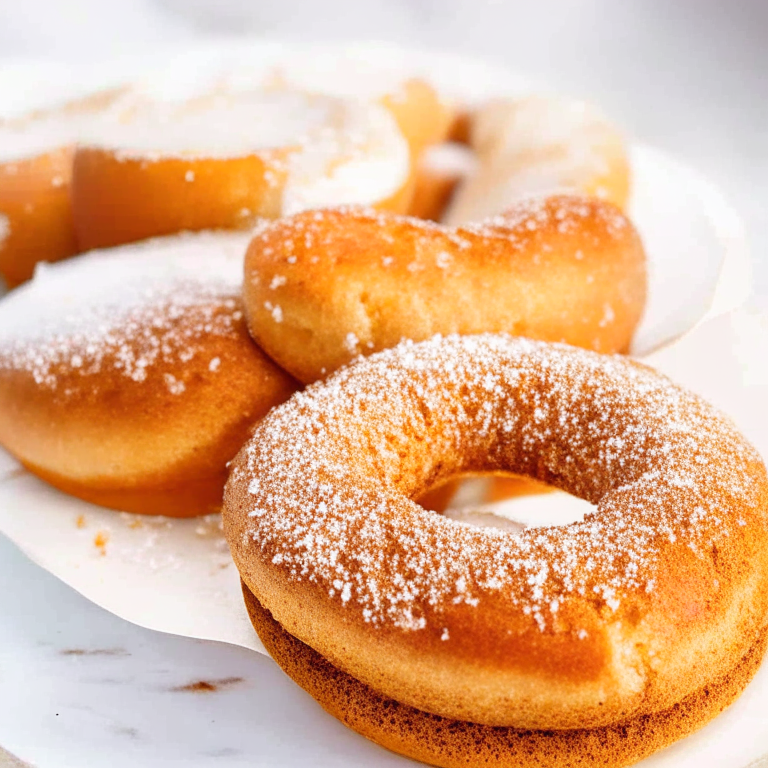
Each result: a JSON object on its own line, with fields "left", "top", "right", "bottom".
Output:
{"left": 224, "top": 334, "right": 768, "bottom": 766}
{"left": 153, "top": 47, "right": 455, "bottom": 158}
{"left": 445, "top": 96, "right": 630, "bottom": 225}
{"left": 408, "top": 142, "right": 476, "bottom": 221}
{"left": 0, "top": 53, "right": 453, "bottom": 285}
{"left": 0, "top": 231, "right": 298, "bottom": 516}
{"left": 243, "top": 194, "right": 646, "bottom": 383}
{"left": 243, "top": 585, "right": 765, "bottom": 768}
{"left": 72, "top": 90, "right": 413, "bottom": 251}
{"left": 0, "top": 89, "right": 120, "bottom": 288}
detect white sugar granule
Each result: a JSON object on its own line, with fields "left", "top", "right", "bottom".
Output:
{"left": 264, "top": 301, "right": 283, "bottom": 323}
{"left": 344, "top": 332, "right": 360, "bottom": 354}
{"left": 0, "top": 231, "right": 251, "bottom": 391}
{"left": 228, "top": 334, "right": 762, "bottom": 634}
{"left": 0, "top": 214, "right": 9, "bottom": 248}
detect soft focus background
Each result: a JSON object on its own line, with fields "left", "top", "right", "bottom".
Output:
{"left": 0, "top": 0, "right": 766, "bottom": 301}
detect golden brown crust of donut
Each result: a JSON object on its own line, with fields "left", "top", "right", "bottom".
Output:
{"left": 0, "top": 149, "right": 78, "bottom": 287}
{"left": 224, "top": 336, "right": 768, "bottom": 729}
{"left": 0, "top": 88, "right": 128, "bottom": 287}
{"left": 408, "top": 162, "right": 463, "bottom": 221}
{"left": 0, "top": 293, "right": 298, "bottom": 517}
{"left": 72, "top": 147, "right": 414, "bottom": 252}
{"left": 243, "top": 584, "right": 767, "bottom": 768}
{"left": 446, "top": 110, "right": 472, "bottom": 145}
{"left": 71, "top": 86, "right": 417, "bottom": 252}
{"left": 381, "top": 79, "right": 454, "bottom": 158}
{"left": 72, "top": 148, "right": 290, "bottom": 251}
{"left": 243, "top": 194, "right": 647, "bottom": 383}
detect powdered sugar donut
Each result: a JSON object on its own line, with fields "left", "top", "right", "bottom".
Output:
{"left": 0, "top": 232, "right": 297, "bottom": 516}
{"left": 243, "top": 194, "right": 646, "bottom": 383}
{"left": 445, "top": 96, "right": 631, "bottom": 225}
{"left": 72, "top": 90, "right": 412, "bottom": 251}
{"left": 0, "top": 89, "right": 122, "bottom": 288}
{"left": 135, "top": 46, "right": 454, "bottom": 160}
{"left": 224, "top": 334, "right": 768, "bottom": 764}
{"left": 242, "top": 584, "right": 766, "bottom": 768}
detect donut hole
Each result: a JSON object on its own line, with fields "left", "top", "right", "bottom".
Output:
{"left": 408, "top": 141, "right": 477, "bottom": 222}
{"left": 416, "top": 473, "right": 595, "bottom": 533}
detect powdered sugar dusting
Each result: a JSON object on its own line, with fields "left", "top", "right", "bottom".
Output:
{"left": 0, "top": 90, "right": 122, "bottom": 163}
{"left": 0, "top": 231, "right": 251, "bottom": 391}
{"left": 85, "top": 91, "right": 340, "bottom": 159}
{"left": 250, "top": 193, "right": 629, "bottom": 266}
{"left": 129, "top": 41, "right": 526, "bottom": 111}
{"left": 446, "top": 96, "right": 625, "bottom": 225}
{"left": 79, "top": 91, "right": 409, "bottom": 213}
{"left": 227, "top": 335, "right": 763, "bottom": 633}
{"left": 419, "top": 142, "right": 477, "bottom": 177}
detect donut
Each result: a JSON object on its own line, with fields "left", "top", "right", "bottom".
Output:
{"left": 197, "top": 49, "right": 455, "bottom": 157}
{"left": 0, "top": 232, "right": 298, "bottom": 516}
{"left": 445, "top": 96, "right": 631, "bottom": 225}
{"left": 224, "top": 334, "right": 768, "bottom": 765}
{"left": 243, "top": 194, "right": 646, "bottom": 383}
{"left": 408, "top": 142, "right": 476, "bottom": 221}
{"left": 255, "top": 68, "right": 452, "bottom": 159}
{"left": 0, "top": 146, "right": 76, "bottom": 289}
{"left": 72, "top": 90, "right": 413, "bottom": 251}
{"left": 378, "top": 78, "right": 454, "bottom": 158}
{"left": 242, "top": 585, "right": 767, "bottom": 768}
{"left": 0, "top": 89, "right": 121, "bottom": 288}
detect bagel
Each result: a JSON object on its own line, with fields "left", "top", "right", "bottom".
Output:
{"left": 0, "top": 89, "right": 120, "bottom": 288}
{"left": 0, "top": 231, "right": 298, "bottom": 516}
{"left": 224, "top": 334, "right": 768, "bottom": 764}
{"left": 243, "top": 194, "right": 646, "bottom": 383}
{"left": 445, "top": 96, "right": 630, "bottom": 225}
{"left": 72, "top": 90, "right": 413, "bottom": 251}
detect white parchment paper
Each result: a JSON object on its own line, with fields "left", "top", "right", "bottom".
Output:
{"left": 0, "top": 43, "right": 763, "bottom": 767}
{"left": 0, "top": 75, "right": 752, "bottom": 654}
{"left": 2, "top": 308, "right": 768, "bottom": 767}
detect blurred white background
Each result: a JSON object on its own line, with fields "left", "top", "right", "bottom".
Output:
{"left": 1, "top": 0, "right": 766, "bottom": 298}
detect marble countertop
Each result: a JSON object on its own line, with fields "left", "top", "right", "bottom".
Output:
{"left": 0, "top": 533, "right": 417, "bottom": 767}
{"left": 2, "top": 520, "right": 768, "bottom": 768}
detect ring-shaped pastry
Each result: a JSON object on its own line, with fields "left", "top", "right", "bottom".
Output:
{"left": 224, "top": 334, "right": 768, "bottom": 752}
